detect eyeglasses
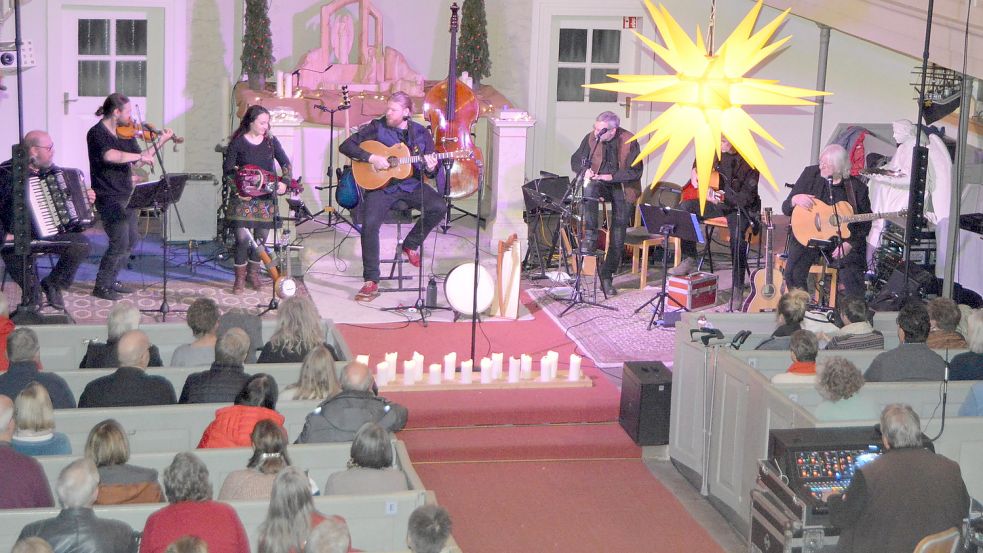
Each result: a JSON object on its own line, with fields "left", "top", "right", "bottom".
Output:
{"left": 35, "top": 144, "right": 54, "bottom": 151}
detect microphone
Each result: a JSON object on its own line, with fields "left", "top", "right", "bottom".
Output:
{"left": 403, "top": 115, "right": 411, "bottom": 121}
{"left": 700, "top": 329, "right": 725, "bottom": 346}
{"left": 730, "top": 330, "right": 752, "bottom": 349}
{"left": 313, "top": 104, "right": 328, "bottom": 112}
{"left": 29, "top": 156, "right": 37, "bottom": 165}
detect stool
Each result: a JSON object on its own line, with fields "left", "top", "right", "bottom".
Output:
{"left": 700, "top": 217, "right": 760, "bottom": 275}
{"left": 775, "top": 253, "right": 837, "bottom": 307}
{"left": 379, "top": 200, "right": 423, "bottom": 293}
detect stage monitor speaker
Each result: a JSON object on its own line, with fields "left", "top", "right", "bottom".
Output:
{"left": 619, "top": 360, "right": 672, "bottom": 446}
{"left": 166, "top": 175, "right": 220, "bottom": 242}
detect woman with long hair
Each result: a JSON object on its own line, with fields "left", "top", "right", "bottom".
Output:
{"left": 280, "top": 345, "right": 340, "bottom": 401}
{"left": 258, "top": 296, "right": 337, "bottom": 363}
{"left": 217, "top": 419, "right": 292, "bottom": 500}
{"left": 85, "top": 418, "right": 163, "bottom": 504}
{"left": 258, "top": 467, "right": 346, "bottom": 553}
{"left": 223, "top": 104, "right": 291, "bottom": 294}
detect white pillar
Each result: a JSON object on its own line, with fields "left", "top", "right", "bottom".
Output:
{"left": 485, "top": 117, "right": 535, "bottom": 248}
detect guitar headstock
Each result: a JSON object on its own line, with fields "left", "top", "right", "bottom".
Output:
{"left": 340, "top": 85, "right": 351, "bottom": 109}
{"left": 450, "top": 3, "right": 459, "bottom": 33}
{"left": 455, "top": 150, "right": 475, "bottom": 160}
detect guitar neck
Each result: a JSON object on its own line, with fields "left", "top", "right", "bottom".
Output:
{"left": 841, "top": 210, "right": 901, "bottom": 224}
{"left": 400, "top": 151, "right": 461, "bottom": 165}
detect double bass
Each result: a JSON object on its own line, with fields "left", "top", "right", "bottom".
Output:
{"left": 423, "top": 2, "right": 483, "bottom": 199}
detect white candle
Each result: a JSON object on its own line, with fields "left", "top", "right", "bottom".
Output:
{"left": 508, "top": 356, "right": 520, "bottom": 383}
{"left": 355, "top": 354, "right": 369, "bottom": 366}
{"left": 520, "top": 354, "right": 532, "bottom": 379}
{"left": 491, "top": 353, "right": 503, "bottom": 380}
{"left": 540, "top": 356, "right": 552, "bottom": 382}
{"left": 376, "top": 361, "right": 390, "bottom": 386}
{"left": 384, "top": 353, "right": 398, "bottom": 384}
{"left": 284, "top": 73, "right": 294, "bottom": 98}
{"left": 403, "top": 360, "right": 415, "bottom": 386}
{"left": 480, "top": 358, "right": 493, "bottom": 384}
{"left": 428, "top": 363, "right": 441, "bottom": 385}
{"left": 276, "top": 70, "right": 284, "bottom": 97}
{"left": 413, "top": 352, "right": 425, "bottom": 382}
{"left": 443, "top": 352, "right": 457, "bottom": 380}
{"left": 460, "top": 359, "right": 473, "bottom": 384}
{"left": 569, "top": 354, "right": 582, "bottom": 381}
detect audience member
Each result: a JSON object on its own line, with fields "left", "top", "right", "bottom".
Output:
{"left": 325, "top": 422, "right": 408, "bottom": 495}
{"left": 258, "top": 297, "right": 339, "bottom": 363}
{"left": 258, "top": 466, "right": 346, "bottom": 553}
{"left": 0, "top": 293, "right": 14, "bottom": 372}
{"left": 296, "top": 362, "right": 407, "bottom": 443}
{"left": 949, "top": 308, "right": 983, "bottom": 380}
{"left": 812, "top": 357, "right": 880, "bottom": 422}
{"left": 0, "top": 328, "right": 75, "bottom": 408}
{"left": 12, "top": 537, "right": 54, "bottom": 553}
{"left": 139, "top": 452, "right": 249, "bottom": 553}
{"left": 85, "top": 419, "right": 163, "bottom": 504}
{"left": 17, "top": 458, "right": 138, "bottom": 553}
{"left": 198, "top": 373, "right": 285, "bottom": 448}
{"left": 164, "top": 537, "right": 209, "bottom": 553}
{"left": 79, "top": 330, "right": 177, "bottom": 407}
{"left": 179, "top": 328, "right": 252, "bottom": 404}
{"left": 218, "top": 419, "right": 291, "bottom": 500}
{"left": 826, "top": 404, "right": 970, "bottom": 552}
{"left": 926, "top": 297, "right": 968, "bottom": 349}
{"left": 12, "top": 382, "right": 71, "bottom": 456}
{"left": 959, "top": 382, "right": 983, "bottom": 416}
{"left": 407, "top": 505, "right": 452, "bottom": 553}
{"left": 0, "top": 394, "right": 54, "bottom": 509}
{"left": 755, "top": 289, "right": 810, "bottom": 350}
{"left": 865, "top": 301, "right": 946, "bottom": 382}
{"left": 823, "top": 296, "right": 884, "bottom": 350}
{"left": 170, "top": 298, "right": 221, "bottom": 367}
{"left": 280, "top": 345, "right": 340, "bottom": 401}
{"left": 771, "top": 330, "right": 819, "bottom": 384}
{"left": 303, "top": 517, "right": 350, "bottom": 553}
{"left": 80, "top": 303, "right": 163, "bottom": 368}
{"left": 217, "top": 309, "right": 263, "bottom": 363}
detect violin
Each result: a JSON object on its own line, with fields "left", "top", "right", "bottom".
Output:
{"left": 117, "top": 122, "right": 185, "bottom": 150}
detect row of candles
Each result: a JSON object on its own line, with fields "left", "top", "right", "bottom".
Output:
{"left": 353, "top": 351, "right": 583, "bottom": 387}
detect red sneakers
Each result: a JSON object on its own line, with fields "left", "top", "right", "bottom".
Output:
{"left": 355, "top": 281, "right": 380, "bottom": 302}
{"left": 402, "top": 246, "right": 421, "bottom": 267}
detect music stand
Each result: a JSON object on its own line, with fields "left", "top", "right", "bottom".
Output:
{"left": 634, "top": 205, "right": 705, "bottom": 329}
{"left": 521, "top": 176, "right": 573, "bottom": 279}
{"left": 129, "top": 174, "right": 189, "bottom": 320}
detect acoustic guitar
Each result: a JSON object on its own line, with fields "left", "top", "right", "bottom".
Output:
{"left": 350, "top": 141, "right": 472, "bottom": 191}
{"left": 680, "top": 171, "right": 724, "bottom": 204}
{"left": 743, "top": 208, "right": 784, "bottom": 312}
{"left": 791, "top": 198, "right": 906, "bottom": 245}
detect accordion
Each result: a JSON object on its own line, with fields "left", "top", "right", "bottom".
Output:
{"left": 28, "top": 168, "right": 95, "bottom": 238}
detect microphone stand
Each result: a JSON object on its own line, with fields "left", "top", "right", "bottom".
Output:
{"left": 824, "top": 175, "right": 848, "bottom": 308}
{"left": 311, "top": 86, "right": 357, "bottom": 230}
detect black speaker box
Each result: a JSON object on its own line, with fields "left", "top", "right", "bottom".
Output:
{"left": 619, "top": 361, "right": 672, "bottom": 446}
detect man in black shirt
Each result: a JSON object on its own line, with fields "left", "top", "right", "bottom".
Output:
{"left": 569, "top": 111, "right": 643, "bottom": 297}
{"left": 0, "top": 130, "right": 91, "bottom": 310}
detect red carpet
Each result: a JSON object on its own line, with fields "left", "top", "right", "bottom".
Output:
{"left": 415, "top": 460, "right": 724, "bottom": 553}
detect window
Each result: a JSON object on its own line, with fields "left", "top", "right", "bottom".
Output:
{"left": 77, "top": 18, "right": 148, "bottom": 97}
{"left": 556, "top": 27, "right": 621, "bottom": 102}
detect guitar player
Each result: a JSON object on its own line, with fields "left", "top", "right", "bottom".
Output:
{"left": 783, "top": 143, "right": 872, "bottom": 298}
{"left": 339, "top": 91, "right": 443, "bottom": 302}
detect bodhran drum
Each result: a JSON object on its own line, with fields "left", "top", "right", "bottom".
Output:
{"left": 444, "top": 263, "right": 495, "bottom": 315}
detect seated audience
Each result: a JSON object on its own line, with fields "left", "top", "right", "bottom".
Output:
{"left": 407, "top": 505, "right": 453, "bottom": 553}
{"left": 140, "top": 452, "right": 249, "bottom": 553}
{"left": 12, "top": 537, "right": 54, "bottom": 553}
{"left": 0, "top": 327, "right": 75, "bottom": 408}
{"left": 12, "top": 382, "right": 71, "bottom": 456}
{"left": 771, "top": 330, "right": 819, "bottom": 384}
{"left": 864, "top": 300, "right": 946, "bottom": 382}
{"left": 17, "top": 458, "right": 138, "bottom": 553}
{"left": 258, "top": 296, "right": 339, "bottom": 363}
{"left": 79, "top": 330, "right": 177, "bottom": 407}
{"left": 258, "top": 466, "right": 347, "bottom": 553}
{"left": 179, "top": 328, "right": 252, "bottom": 404}
{"left": 826, "top": 404, "right": 970, "bottom": 553}
{"left": 217, "top": 308, "right": 263, "bottom": 363}
{"left": 813, "top": 357, "right": 880, "bottom": 422}
{"left": 280, "top": 345, "right": 341, "bottom": 401}
{"left": 823, "top": 296, "right": 884, "bottom": 350}
{"left": 0, "top": 294, "right": 14, "bottom": 372}
{"left": 949, "top": 308, "right": 983, "bottom": 381}
{"left": 85, "top": 419, "right": 164, "bottom": 504}
{"left": 755, "top": 289, "right": 810, "bottom": 350}
{"left": 170, "top": 298, "right": 220, "bottom": 367}
{"left": 960, "top": 382, "right": 983, "bottom": 416}
{"left": 80, "top": 303, "right": 163, "bottom": 368}
{"left": 218, "top": 419, "right": 290, "bottom": 500}
{"left": 0, "top": 394, "right": 54, "bottom": 509}
{"left": 198, "top": 373, "right": 284, "bottom": 448}
{"left": 296, "top": 362, "right": 407, "bottom": 443}
{"left": 926, "top": 297, "right": 968, "bottom": 349}
{"left": 304, "top": 517, "right": 351, "bottom": 553}
{"left": 164, "top": 537, "right": 209, "bottom": 553}
{"left": 325, "top": 422, "right": 408, "bottom": 495}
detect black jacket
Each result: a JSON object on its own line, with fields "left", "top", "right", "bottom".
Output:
{"left": 782, "top": 165, "right": 872, "bottom": 251}
{"left": 17, "top": 507, "right": 137, "bottom": 553}
{"left": 257, "top": 341, "right": 340, "bottom": 364}
{"left": 295, "top": 390, "right": 408, "bottom": 443}
{"left": 79, "top": 339, "right": 164, "bottom": 369}
{"left": 179, "top": 362, "right": 251, "bottom": 404}
{"left": 0, "top": 361, "right": 76, "bottom": 408}
{"left": 78, "top": 366, "right": 176, "bottom": 408}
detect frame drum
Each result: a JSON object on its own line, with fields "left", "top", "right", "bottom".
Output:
{"left": 444, "top": 263, "right": 494, "bottom": 315}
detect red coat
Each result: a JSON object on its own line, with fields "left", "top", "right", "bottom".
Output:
{"left": 197, "top": 405, "right": 286, "bottom": 449}
{"left": 139, "top": 500, "right": 249, "bottom": 553}
{"left": 0, "top": 317, "right": 15, "bottom": 372}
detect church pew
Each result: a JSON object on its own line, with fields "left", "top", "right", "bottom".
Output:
{"left": 731, "top": 348, "right": 970, "bottom": 378}
{"left": 27, "top": 319, "right": 351, "bottom": 371}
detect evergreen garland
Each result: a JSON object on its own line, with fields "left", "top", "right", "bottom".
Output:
{"left": 456, "top": 0, "right": 491, "bottom": 84}
{"left": 241, "top": 0, "right": 274, "bottom": 80}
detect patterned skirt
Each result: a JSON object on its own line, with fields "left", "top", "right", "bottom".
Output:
{"left": 227, "top": 191, "right": 277, "bottom": 229}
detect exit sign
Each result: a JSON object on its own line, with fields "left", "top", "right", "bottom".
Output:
{"left": 623, "top": 16, "right": 639, "bottom": 29}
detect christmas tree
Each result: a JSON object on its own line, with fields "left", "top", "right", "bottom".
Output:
{"left": 241, "top": 0, "right": 274, "bottom": 90}
{"left": 456, "top": 0, "right": 491, "bottom": 87}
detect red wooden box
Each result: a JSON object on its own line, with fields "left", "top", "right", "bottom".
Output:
{"left": 667, "top": 272, "right": 718, "bottom": 310}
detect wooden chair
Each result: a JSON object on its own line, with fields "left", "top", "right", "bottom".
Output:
{"left": 699, "top": 217, "right": 761, "bottom": 275}
{"left": 775, "top": 253, "right": 838, "bottom": 308}
{"left": 624, "top": 182, "right": 681, "bottom": 289}
{"left": 912, "top": 527, "right": 961, "bottom": 553}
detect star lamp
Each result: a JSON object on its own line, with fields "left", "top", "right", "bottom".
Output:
{"left": 587, "top": 0, "right": 830, "bottom": 213}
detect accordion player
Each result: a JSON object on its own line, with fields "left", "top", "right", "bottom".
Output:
{"left": 0, "top": 131, "right": 93, "bottom": 311}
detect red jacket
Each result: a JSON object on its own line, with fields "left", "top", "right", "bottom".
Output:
{"left": 0, "top": 317, "right": 15, "bottom": 372}
{"left": 197, "top": 405, "right": 285, "bottom": 448}
{"left": 139, "top": 500, "right": 249, "bottom": 553}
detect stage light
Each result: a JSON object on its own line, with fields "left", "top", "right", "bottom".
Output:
{"left": 587, "top": 0, "right": 829, "bottom": 213}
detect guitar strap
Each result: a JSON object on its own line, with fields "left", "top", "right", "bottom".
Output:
{"left": 845, "top": 178, "right": 858, "bottom": 213}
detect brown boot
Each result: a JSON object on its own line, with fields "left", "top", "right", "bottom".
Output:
{"left": 232, "top": 264, "right": 247, "bottom": 295}
{"left": 246, "top": 260, "right": 264, "bottom": 291}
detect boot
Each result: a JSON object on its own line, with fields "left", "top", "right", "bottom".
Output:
{"left": 232, "top": 264, "right": 247, "bottom": 295}
{"left": 246, "top": 260, "right": 264, "bottom": 291}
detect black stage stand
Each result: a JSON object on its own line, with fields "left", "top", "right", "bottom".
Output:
{"left": 312, "top": 86, "right": 358, "bottom": 231}
{"left": 130, "top": 174, "right": 189, "bottom": 320}
{"left": 634, "top": 205, "right": 704, "bottom": 329}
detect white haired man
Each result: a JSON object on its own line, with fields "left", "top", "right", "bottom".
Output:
{"left": 78, "top": 330, "right": 176, "bottom": 407}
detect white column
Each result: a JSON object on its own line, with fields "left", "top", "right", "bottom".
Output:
{"left": 485, "top": 117, "right": 536, "bottom": 248}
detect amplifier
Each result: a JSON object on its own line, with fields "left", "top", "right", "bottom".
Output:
{"left": 166, "top": 174, "right": 220, "bottom": 242}
{"left": 619, "top": 361, "right": 672, "bottom": 445}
